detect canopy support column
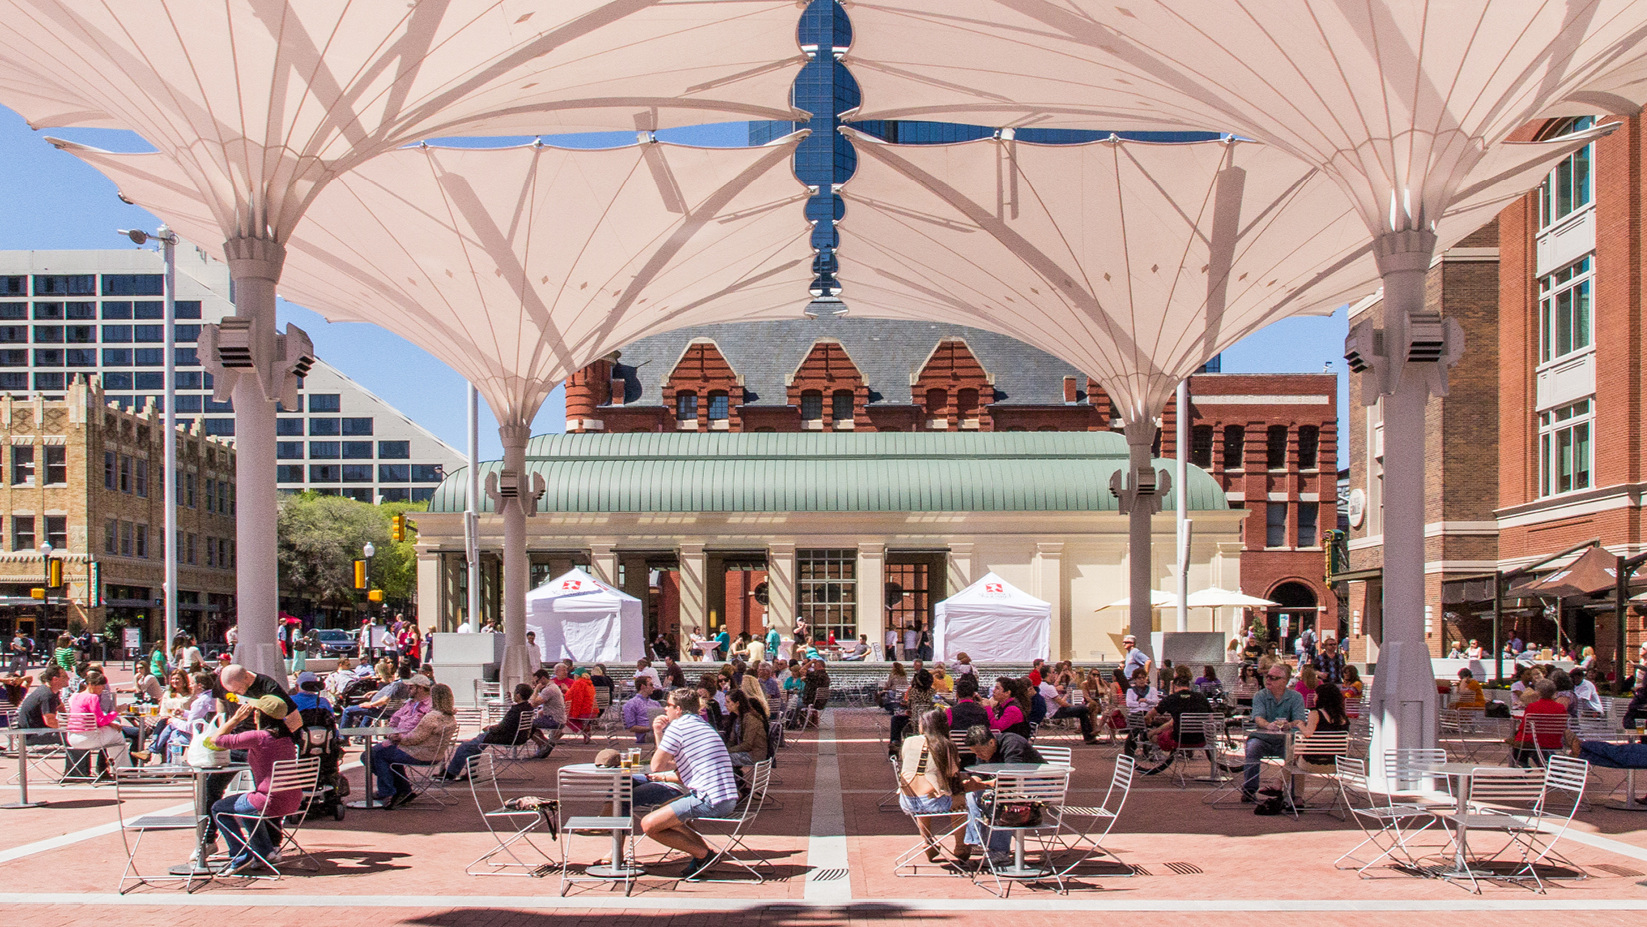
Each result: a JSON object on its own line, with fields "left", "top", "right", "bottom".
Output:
{"left": 1113, "top": 418, "right": 1171, "bottom": 652}
{"left": 487, "top": 422, "right": 543, "bottom": 692}
{"left": 1348, "top": 229, "right": 1463, "bottom": 765}
{"left": 203, "top": 236, "right": 313, "bottom": 682}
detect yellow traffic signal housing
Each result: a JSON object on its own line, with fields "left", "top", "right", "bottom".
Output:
{"left": 353, "top": 559, "right": 367, "bottom": 590}
{"left": 390, "top": 514, "right": 405, "bottom": 542}
{"left": 29, "top": 587, "right": 45, "bottom": 600}
{"left": 46, "top": 559, "right": 63, "bottom": 588}
{"left": 367, "top": 589, "right": 384, "bottom": 603}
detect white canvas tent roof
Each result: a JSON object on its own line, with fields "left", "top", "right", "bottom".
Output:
{"left": 933, "top": 572, "right": 1050, "bottom": 663}
{"left": 526, "top": 567, "right": 645, "bottom": 664}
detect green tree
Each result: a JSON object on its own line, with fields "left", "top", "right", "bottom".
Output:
{"left": 276, "top": 493, "right": 425, "bottom": 614}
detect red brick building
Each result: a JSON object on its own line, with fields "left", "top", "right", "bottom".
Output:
{"left": 563, "top": 319, "right": 1338, "bottom": 644}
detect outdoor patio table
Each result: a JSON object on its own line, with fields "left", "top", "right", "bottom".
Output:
{"left": 341, "top": 724, "right": 393, "bottom": 810}
{"left": 564, "top": 762, "right": 645, "bottom": 880}
{"left": 1418, "top": 761, "right": 1520, "bottom": 882}
{"left": 970, "top": 762, "right": 1063, "bottom": 879}
{"left": 167, "top": 761, "right": 250, "bottom": 879}
{"left": 0, "top": 726, "right": 58, "bottom": 809}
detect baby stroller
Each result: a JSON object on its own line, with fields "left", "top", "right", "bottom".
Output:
{"left": 295, "top": 706, "right": 347, "bottom": 821}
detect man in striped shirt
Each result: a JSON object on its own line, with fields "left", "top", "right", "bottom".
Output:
{"left": 637, "top": 688, "right": 741, "bottom": 880}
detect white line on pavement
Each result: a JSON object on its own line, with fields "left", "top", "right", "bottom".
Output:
{"left": 802, "top": 709, "right": 852, "bottom": 903}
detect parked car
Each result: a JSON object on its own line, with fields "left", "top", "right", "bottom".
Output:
{"left": 312, "top": 628, "right": 357, "bottom": 658}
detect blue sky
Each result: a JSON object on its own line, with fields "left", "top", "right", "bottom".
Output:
{"left": 0, "top": 105, "right": 1351, "bottom": 465}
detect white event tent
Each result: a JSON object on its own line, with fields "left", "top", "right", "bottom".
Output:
{"left": 933, "top": 573, "right": 1050, "bottom": 663}
{"left": 527, "top": 568, "right": 645, "bottom": 664}
{"left": 63, "top": 135, "right": 816, "bottom": 688}
{"left": 837, "top": 0, "right": 1647, "bottom": 757}
{"left": 0, "top": 0, "right": 805, "bottom": 679}
{"left": 835, "top": 130, "right": 1591, "bottom": 649}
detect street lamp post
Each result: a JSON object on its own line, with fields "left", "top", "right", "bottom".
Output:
{"left": 118, "top": 226, "right": 179, "bottom": 652}
{"left": 38, "top": 542, "right": 52, "bottom": 634}
{"left": 363, "top": 542, "right": 376, "bottom": 618}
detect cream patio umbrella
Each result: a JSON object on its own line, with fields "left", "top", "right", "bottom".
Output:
{"left": 0, "top": 0, "right": 806, "bottom": 677}
{"left": 61, "top": 134, "right": 817, "bottom": 689}
{"left": 833, "top": 129, "right": 1596, "bottom": 650}
{"left": 838, "top": 0, "right": 1647, "bottom": 755}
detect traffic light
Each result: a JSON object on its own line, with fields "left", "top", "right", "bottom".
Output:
{"left": 390, "top": 514, "right": 405, "bottom": 542}
{"left": 46, "top": 558, "right": 62, "bottom": 588}
{"left": 353, "top": 559, "right": 367, "bottom": 590}
{"left": 29, "top": 588, "right": 44, "bottom": 600}
{"left": 367, "top": 589, "right": 384, "bottom": 603}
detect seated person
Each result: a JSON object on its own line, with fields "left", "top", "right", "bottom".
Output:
{"left": 1042, "top": 675, "right": 1098, "bottom": 744}
{"left": 439, "top": 683, "right": 534, "bottom": 781}
{"left": 1142, "top": 667, "right": 1213, "bottom": 773}
{"left": 1565, "top": 726, "right": 1647, "bottom": 802}
{"left": 1241, "top": 664, "right": 1306, "bottom": 801}
{"left": 946, "top": 673, "right": 991, "bottom": 734}
{"left": 370, "top": 683, "right": 457, "bottom": 808}
{"left": 959, "top": 724, "right": 1043, "bottom": 864}
{"left": 624, "top": 676, "right": 664, "bottom": 742}
{"left": 1510, "top": 679, "right": 1566, "bottom": 767}
{"left": 897, "top": 709, "right": 969, "bottom": 863}
{"left": 1451, "top": 668, "right": 1486, "bottom": 710}
{"left": 340, "top": 664, "right": 409, "bottom": 730}
{"left": 634, "top": 689, "right": 742, "bottom": 881}
{"left": 841, "top": 634, "right": 871, "bottom": 661}
{"left": 204, "top": 696, "right": 301, "bottom": 873}
{"left": 528, "top": 669, "right": 569, "bottom": 758}
{"left": 1121, "top": 669, "right": 1161, "bottom": 757}
{"left": 725, "top": 689, "right": 769, "bottom": 769}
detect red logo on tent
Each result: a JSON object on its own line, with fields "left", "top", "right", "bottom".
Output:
{"left": 561, "top": 581, "right": 583, "bottom": 592}
{"left": 985, "top": 583, "right": 1003, "bottom": 593}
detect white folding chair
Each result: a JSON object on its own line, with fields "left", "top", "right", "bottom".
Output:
{"left": 213, "top": 757, "right": 323, "bottom": 880}
{"left": 395, "top": 727, "right": 459, "bottom": 806}
{"left": 63, "top": 711, "right": 119, "bottom": 783}
{"left": 1282, "top": 730, "right": 1351, "bottom": 817}
{"left": 114, "top": 765, "right": 201, "bottom": 893}
{"left": 464, "top": 753, "right": 553, "bottom": 877}
{"left": 689, "top": 759, "right": 775, "bottom": 883}
{"left": 1515, "top": 714, "right": 1568, "bottom": 767}
{"left": 483, "top": 706, "right": 537, "bottom": 780}
{"left": 1382, "top": 748, "right": 1455, "bottom": 810}
{"left": 1435, "top": 765, "right": 1548, "bottom": 893}
{"left": 1037, "top": 745, "right": 1073, "bottom": 767}
{"left": 1053, "top": 754, "right": 1134, "bottom": 877}
{"left": 1333, "top": 757, "right": 1436, "bottom": 877}
{"left": 557, "top": 766, "right": 637, "bottom": 896}
{"left": 975, "top": 766, "right": 1069, "bottom": 896}
{"left": 891, "top": 750, "right": 968, "bottom": 877}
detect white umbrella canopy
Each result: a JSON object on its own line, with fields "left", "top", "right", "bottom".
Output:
{"left": 1185, "top": 588, "right": 1277, "bottom": 609}
{"left": 1098, "top": 590, "right": 1179, "bottom": 611}
{"left": 0, "top": 0, "right": 807, "bottom": 244}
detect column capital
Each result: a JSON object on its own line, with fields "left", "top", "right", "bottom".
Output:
{"left": 678, "top": 543, "right": 706, "bottom": 557}
{"left": 766, "top": 542, "right": 796, "bottom": 557}
{"left": 948, "top": 542, "right": 974, "bottom": 555}
{"left": 857, "top": 541, "right": 886, "bottom": 557}
{"left": 1036, "top": 541, "right": 1066, "bottom": 556}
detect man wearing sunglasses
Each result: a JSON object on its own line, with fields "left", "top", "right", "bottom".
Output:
{"left": 1242, "top": 664, "right": 1306, "bottom": 802}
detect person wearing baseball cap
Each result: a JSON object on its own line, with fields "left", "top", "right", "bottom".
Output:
{"left": 385, "top": 673, "right": 434, "bottom": 738}
{"left": 290, "top": 671, "right": 332, "bottom": 715}
{"left": 205, "top": 693, "right": 301, "bottom": 873}
{"left": 1121, "top": 635, "right": 1152, "bottom": 682}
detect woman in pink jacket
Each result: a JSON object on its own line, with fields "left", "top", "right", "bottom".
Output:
{"left": 204, "top": 696, "right": 302, "bottom": 873}
{"left": 65, "top": 669, "right": 130, "bottom": 767}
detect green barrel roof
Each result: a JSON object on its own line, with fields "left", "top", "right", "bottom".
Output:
{"left": 428, "top": 432, "right": 1229, "bottom": 515}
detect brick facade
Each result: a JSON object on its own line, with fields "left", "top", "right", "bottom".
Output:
{"left": 0, "top": 376, "right": 237, "bottom": 644}
{"left": 562, "top": 323, "right": 1337, "bottom": 642}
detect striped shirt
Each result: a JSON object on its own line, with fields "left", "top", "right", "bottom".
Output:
{"left": 658, "top": 713, "right": 739, "bottom": 806}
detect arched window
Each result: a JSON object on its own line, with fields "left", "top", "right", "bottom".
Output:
{"left": 925, "top": 388, "right": 947, "bottom": 416}
{"left": 800, "top": 390, "right": 823, "bottom": 421}
{"left": 1222, "top": 425, "right": 1245, "bottom": 469}
{"left": 707, "top": 391, "right": 730, "bottom": 421}
{"left": 956, "top": 387, "right": 979, "bottom": 418}
{"left": 1267, "top": 425, "right": 1289, "bottom": 470}
{"left": 831, "top": 389, "right": 854, "bottom": 422}
{"left": 675, "top": 391, "right": 698, "bottom": 421}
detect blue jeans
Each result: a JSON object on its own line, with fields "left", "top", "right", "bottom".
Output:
{"left": 964, "top": 790, "right": 1013, "bottom": 853}
{"left": 444, "top": 734, "right": 513, "bottom": 779}
{"left": 1578, "top": 741, "right": 1647, "bottom": 768}
{"left": 341, "top": 705, "right": 384, "bottom": 730}
{"left": 371, "top": 744, "right": 427, "bottom": 799}
{"left": 1243, "top": 733, "right": 1286, "bottom": 794}
{"left": 212, "top": 792, "right": 277, "bottom": 866}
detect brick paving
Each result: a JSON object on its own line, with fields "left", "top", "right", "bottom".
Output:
{"left": 3, "top": 702, "right": 1647, "bottom": 925}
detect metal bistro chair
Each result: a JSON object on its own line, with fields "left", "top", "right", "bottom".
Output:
{"left": 1333, "top": 757, "right": 1436, "bottom": 877}
{"left": 213, "top": 756, "right": 324, "bottom": 881}
{"left": 801, "top": 687, "right": 831, "bottom": 731}
{"left": 1436, "top": 761, "right": 1583, "bottom": 894}
{"left": 557, "top": 764, "right": 637, "bottom": 896}
{"left": 1281, "top": 730, "right": 1352, "bottom": 817}
{"left": 1037, "top": 744, "right": 1073, "bottom": 767}
{"left": 464, "top": 753, "right": 554, "bottom": 877}
{"left": 690, "top": 758, "right": 775, "bottom": 883}
{"left": 483, "top": 706, "right": 538, "bottom": 780}
{"left": 1053, "top": 753, "right": 1134, "bottom": 878}
{"left": 892, "top": 749, "right": 969, "bottom": 877}
{"left": 1382, "top": 748, "right": 1455, "bottom": 811}
{"left": 394, "top": 727, "right": 460, "bottom": 807}
{"left": 114, "top": 765, "right": 202, "bottom": 893}
{"left": 63, "top": 710, "right": 119, "bottom": 783}
{"left": 1513, "top": 713, "right": 1569, "bottom": 767}
{"left": 975, "top": 765, "right": 1070, "bottom": 897}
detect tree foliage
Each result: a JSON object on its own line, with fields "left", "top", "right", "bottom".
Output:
{"left": 276, "top": 493, "right": 425, "bottom": 611}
